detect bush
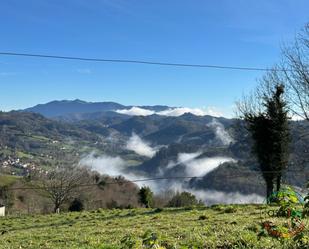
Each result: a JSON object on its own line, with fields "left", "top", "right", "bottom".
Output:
{"left": 106, "top": 200, "right": 119, "bottom": 209}
{"left": 68, "top": 198, "right": 84, "bottom": 212}
{"left": 167, "top": 191, "right": 201, "bottom": 207}
{"left": 224, "top": 206, "right": 237, "bottom": 213}
{"left": 198, "top": 215, "right": 208, "bottom": 220}
{"left": 0, "top": 186, "right": 14, "bottom": 208}
{"left": 154, "top": 207, "right": 164, "bottom": 213}
{"left": 138, "top": 186, "right": 154, "bottom": 208}
{"left": 120, "top": 234, "right": 142, "bottom": 249}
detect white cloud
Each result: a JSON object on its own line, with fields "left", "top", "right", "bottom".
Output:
{"left": 184, "top": 157, "right": 236, "bottom": 177}
{"left": 204, "top": 107, "right": 226, "bottom": 117}
{"left": 178, "top": 152, "right": 201, "bottom": 163}
{"left": 165, "top": 152, "right": 235, "bottom": 177}
{"left": 116, "top": 106, "right": 224, "bottom": 117}
{"left": 80, "top": 154, "right": 126, "bottom": 176}
{"left": 157, "top": 106, "right": 224, "bottom": 117}
{"left": 79, "top": 153, "right": 153, "bottom": 190}
{"left": 166, "top": 152, "right": 201, "bottom": 170}
{"left": 157, "top": 107, "right": 208, "bottom": 116}
{"left": 126, "top": 133, "right": 157, "bottom": 157}
{"left": 80, "top": 153, "right": 147, "bottom": 181}
{"left": 80, "top": 153, "right": 262, "bottom": 205}
{"left": 190, "top": 189, "right": 264, "bottom": 205}
{"left": 116, "top": 107, "right": 155, "bottom": 116}
{"left": 155, "top": 182, "right": 263, "bottom": 205}
{"left": 208, "top": 118, "right": 234, "bottom": 145}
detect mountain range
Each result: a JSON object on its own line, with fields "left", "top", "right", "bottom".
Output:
{"left": 1, "top": 99, "right": 308, "bottom": 203}
{"left": 23, "top": 99, "right": 172, "bottom": 120}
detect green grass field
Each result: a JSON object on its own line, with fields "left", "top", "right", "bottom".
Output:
{"left": 0, "top": 175, "right": 19, "bottom": 187}
{"left": 1, "top": 205, "right": 309, "bottom": 249}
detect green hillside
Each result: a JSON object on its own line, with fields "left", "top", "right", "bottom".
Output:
{"left": 0, "top": 111, "right": 101, "bottom": 173}
{"left": 0, "top": 175, "right": 19, "bottom": 187}
{"left": 0, "top": 205, "right": 308, "bottom": 249}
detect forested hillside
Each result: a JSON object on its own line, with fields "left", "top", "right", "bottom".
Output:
{"left": 1, "top": 106, "right": 309, "bottom": 199}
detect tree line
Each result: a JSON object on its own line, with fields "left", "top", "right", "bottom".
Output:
{"left": 0, "top": 166, "right": 202, "bottom": 214}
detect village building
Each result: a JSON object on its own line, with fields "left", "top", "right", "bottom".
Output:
{"left": 0, "top": 205, "right": 5, "bottom": 217}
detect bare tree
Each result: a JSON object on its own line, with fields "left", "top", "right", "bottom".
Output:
{"left": 275, "top": 24, "right": 309, "bottom": 120}
{"left": 250, "top": 24, "right": 309, "bottom": 169}
{"left": 40, "top": 166, "right": 92, "bottom": 213}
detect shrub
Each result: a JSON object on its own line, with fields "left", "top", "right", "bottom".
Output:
{"left": 198, "top": 215, "right": 208, "bottom": 220}
{"left": 106, "top": 200, "right": 119, "bottom": 209}
{"left": 121, "top": 231, "right": 166, "bottom": 249}
{"left": 154, "top": 207, "right": 164, "bottom": 213}
{"left": 68, "top": 198, "right": 84, "bottom": 212}
{"left": 224, "top": 206, "right": 237, "bottom": 213}
{"left": 167, "top": 191, "right": 200, "bottom": 207}
{"left": 138, "top": 186, "right": 154, "bottom": 208}
{"left": 120, "top": 234, "right": 142, "bottom": 249}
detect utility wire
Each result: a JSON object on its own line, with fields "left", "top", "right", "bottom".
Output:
{"left": 5, "top": 176, "right": 208, "bottom": 191}
{"left": 0, "top": 51, "right": 289, "bottom": 72}
{"left": 5, "top": 171, "right": 309, "bottom": 191}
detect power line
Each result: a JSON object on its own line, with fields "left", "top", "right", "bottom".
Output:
{"left": 0, "top": 51, "right": 288, "bottom": 72}
{"left": 5, "top": 175, "right": 255, "bottom": 191}
{"left": 5, "top": 170, "right": 309, "bottom": 191}
{"left": 4, "top": 176, "right": 205, "bottom": 191}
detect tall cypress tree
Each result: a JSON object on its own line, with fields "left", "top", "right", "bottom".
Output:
{"left": 242, "top": 84, "right": 290, "bottom": 200}
{"left": 264, "top": 85, "right": 290, "bottom": 191}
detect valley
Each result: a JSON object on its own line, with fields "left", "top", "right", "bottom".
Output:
{"left": 1, "top": 100, "right": 309, "bottom": 206}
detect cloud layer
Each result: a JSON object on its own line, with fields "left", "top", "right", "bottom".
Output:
{"left": 157, "top": 107, "right": 218, "bottom": 117}
{"left": 116, "top": 107, "right": 155, "bottom": 116}
{"left": 116, "top": 106, "right": 224, "bottom": 117}
{"left": 208, "top": 118, "right": 234, "bottom": 145}
{"left": 80, "top": 153, "right": 262, "bottom": 205}
{"left": 190, "top": 189, "right": 263, "bottom": 205}
{"left": 80, "top": 154, "right": 127, "bottom": 176}
{"left": 161, "top": 182, "right": 263, "bottom": 205}
{"left": 126, "top": 133, "right": 157, "bottom": 157}
{"left": 166, "top": 152, "right": 235, "bottom": 177}
{"left": 184, "top": 157, "right": 236, "bottom": 177}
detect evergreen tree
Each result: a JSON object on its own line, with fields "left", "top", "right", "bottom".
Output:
{"left": 138, "top": 186, "right": 153, "bottom": 208}
{"left": 264, "top": 85, "right": 290, "bottom": 191}
{"left": 240, "top": 84, "right": 290, "bottom": 200}
{"left": 167, "top": 191, "right": 200, "bottom": 207}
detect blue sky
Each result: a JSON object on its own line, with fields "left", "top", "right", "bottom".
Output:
{"left": 0, "top": 0, "right": 309, "bottom": 116}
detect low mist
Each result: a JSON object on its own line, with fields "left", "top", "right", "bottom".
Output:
{"left": 190, "top": 189, "right": 263, "bottom": 205}
{"left": 116, "top": 106, "right": 223, "bottom": 117}
{"left": 208, "top": 118, "right": 234, "bottom": 146}
{"left": 126, "top": 133, "right": 157, "bottom": 157}
{"left": 184, "top": 157, "right": 236, "bottom": 177}
{"left": 80, "top": 153, "right": 140, "bottom": 180}
{"left": 79, "top": 150, "right": 262, "bottom": 205}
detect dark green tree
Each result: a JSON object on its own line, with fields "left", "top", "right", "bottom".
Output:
{"left": 0, "top": 186, "right": 14, "bottom": 209}
{"left": 238, "top": 84, "right": 290, "bottom": 200}
{"left": 68, "top": 198, "right": 84, "bottom": 212}
{"left": 265, "top": 85, "right": 290, "bottom": 191}
{"left": 167, "top": 191, "right": 200, "bottom": 207}
{"left": 138, "top": 186, "right": 153, "bottom": 208}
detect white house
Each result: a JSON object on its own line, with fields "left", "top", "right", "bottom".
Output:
{"left": 0, "top": 206, "right": 5, "bottom": 216}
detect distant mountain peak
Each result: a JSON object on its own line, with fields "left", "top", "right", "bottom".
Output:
{"left": 21, "top": 100, "right": 222, "bottom": 121}
{"left": 22, "top": 99, "right": 126, "bottom": 118}
{"left": 72, "top": 99, "right": 87, "bottom": 103}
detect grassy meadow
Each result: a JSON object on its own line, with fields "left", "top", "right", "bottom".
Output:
{"left": 1, "top": 204, "right": 309, "bottom": 249}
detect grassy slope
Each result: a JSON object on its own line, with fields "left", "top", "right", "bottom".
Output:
{"left": 0, "top": 175, "right": 19, "bottom": 187}
{"left": 0, "top": 205, "right": 308, "bottom": 249}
